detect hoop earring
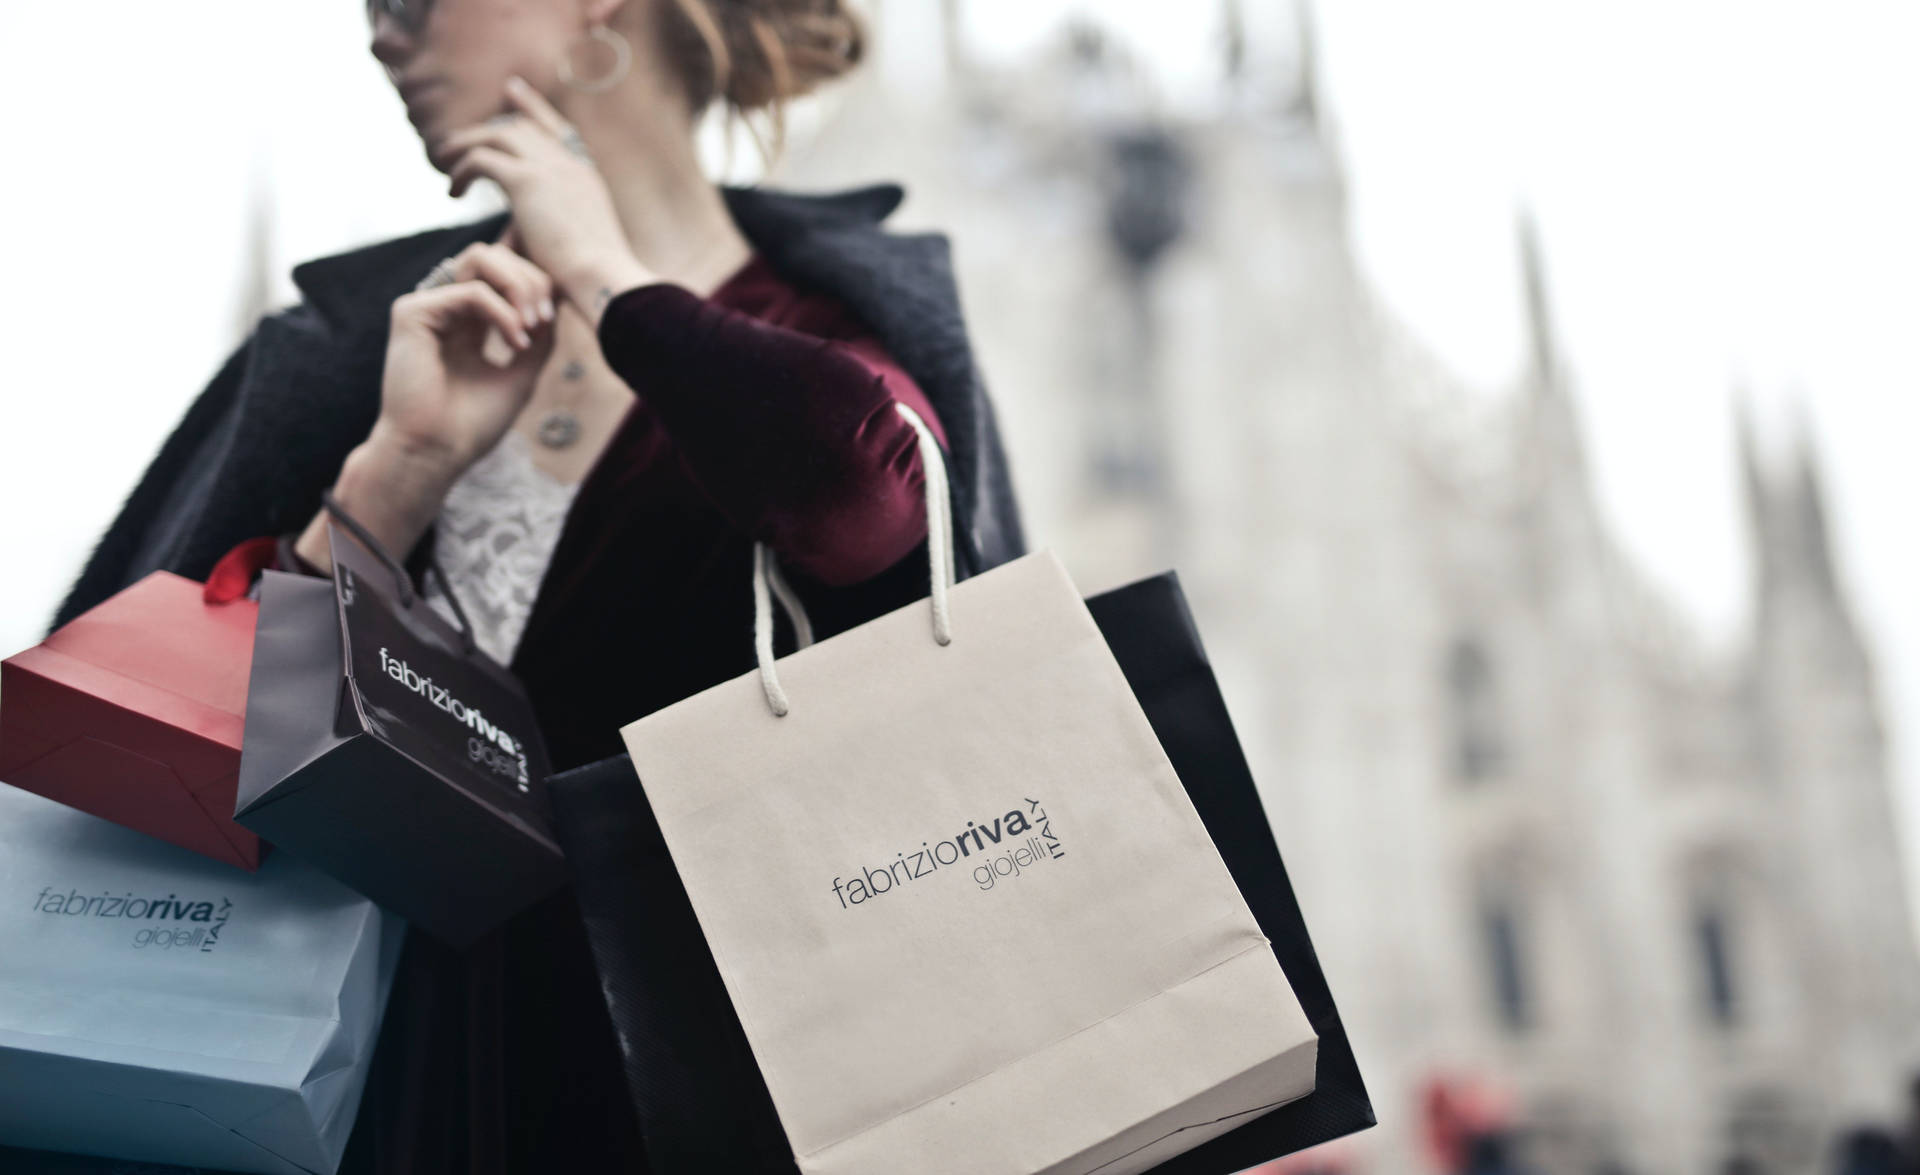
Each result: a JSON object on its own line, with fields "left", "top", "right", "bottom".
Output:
{"left": 558, "top": 25, "right": 632, "bottom": 94}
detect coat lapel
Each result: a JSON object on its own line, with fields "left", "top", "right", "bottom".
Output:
{"left": 55, "top": 183, "right": 1021, "bottom": 630}
{"left": 171, "top": 214, "right": 516, "bottom": 586}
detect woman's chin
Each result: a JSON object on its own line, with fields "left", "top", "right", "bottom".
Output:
{"left": 411, "top": 114, "right": 456, "bottom": 172}
{"left": 421, "top": 133, "right": 454, "bottom": 175}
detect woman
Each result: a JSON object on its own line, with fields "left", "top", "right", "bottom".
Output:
{"left": 52, "top": 0, "right": 1023, "bottom": 1170}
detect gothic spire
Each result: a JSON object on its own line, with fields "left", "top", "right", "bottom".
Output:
{"left": 1222, "top": 0, "right": 1247, "bottom": 86}
{"left": 941, "top": 0, "right": 968, "bottom": 83}
{"left": 1512, "top": 209, "right": 1590, "bottom": 490}
{"left": 1517, "top": 208, "right": 1558, "bottom": 391}
{"left": 1735, "top": 385, "right": 1769, "bottom": 549}
{"left": 1786, "top": 401, "right": 1840, "bottom": 598}
{"left": 1739, "top": 390, "right": 1844, "bottom": 609}
{"left": 1292, "top": 0, "right": 1323, "bottom": 132}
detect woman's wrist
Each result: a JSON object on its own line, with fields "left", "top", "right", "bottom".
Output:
{"left": 557, "top": 251, "right": 657, "bottom": 330}
{"left": 292, "top": 433, "right": 461, "bottom": 570}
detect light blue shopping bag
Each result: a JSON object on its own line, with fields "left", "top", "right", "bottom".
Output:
{"left": 0, "top": 783, "right": 402, "bottom": 1174}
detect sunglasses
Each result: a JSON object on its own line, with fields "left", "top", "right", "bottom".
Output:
{"left": 366, "top": 0, "right": 434, "bottom": 32}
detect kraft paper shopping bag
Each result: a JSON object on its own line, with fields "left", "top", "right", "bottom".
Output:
{"left": 617, "top": 404, "right": 1317, "bottom": 1175}
{"left": 550, "top": 567, "right": 1371, "bottom": 1175}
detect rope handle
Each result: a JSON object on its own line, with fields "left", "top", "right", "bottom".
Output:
{"left": 321, "top": 490, "right": 478, "bottom": 655}
{"left": 753, "top": 401, "right": 955, "bottom": 717}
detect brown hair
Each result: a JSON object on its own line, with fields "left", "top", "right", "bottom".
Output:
{"left": 657, "top": 0, "right": 866, "bottom": 158}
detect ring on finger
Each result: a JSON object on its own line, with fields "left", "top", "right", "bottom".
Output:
{"left": 415, "top": 257, "right": 461, "bottom": 291}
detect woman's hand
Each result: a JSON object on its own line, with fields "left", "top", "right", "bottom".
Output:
{"left": 439, "top": 76, "right": 654, "bottom": 320}
{"left": 375, "top": 240, "right": 556, "bottom": 472}
{"left": 291, "top": 243, "right": 555, "bottom": 569}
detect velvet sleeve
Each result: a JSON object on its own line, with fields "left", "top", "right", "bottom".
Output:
{"left": 595, "top": 283, "right": 949, "bottom": 587}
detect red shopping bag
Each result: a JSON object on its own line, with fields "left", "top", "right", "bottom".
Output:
{"left": 0, "top": 543, "right": 273, "bottom": 870}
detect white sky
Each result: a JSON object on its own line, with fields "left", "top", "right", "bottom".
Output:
{"left": 2, "top": 1, "right": 1915, "bottom": 911}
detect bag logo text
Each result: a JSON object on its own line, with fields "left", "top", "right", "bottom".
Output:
{"left": 378, "top": 647, "right": 531, "bottom": 789}
{"left": 832, "top": 798, "right": 1067, "bottom": 909}
{"left": 33, "top": 888, "right": 235, "bottom": 952}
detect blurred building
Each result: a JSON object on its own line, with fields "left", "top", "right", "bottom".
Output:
{"left": 776, "top": 4, "right": 1920, "bottom": 1172}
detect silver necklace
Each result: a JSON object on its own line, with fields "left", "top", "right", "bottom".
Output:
{"left": 535, "top": 359, "right": 587, "bottom": 449}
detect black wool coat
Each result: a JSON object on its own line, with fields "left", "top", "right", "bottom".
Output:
{"left": 55, "top": 181, "right": 1024, "bottom": 636}
{"left": 43, "top": 182, "right": 1026, "bottom": 1174}
{"left": 53, "top": 181, "right": 1026, "bottom": 775}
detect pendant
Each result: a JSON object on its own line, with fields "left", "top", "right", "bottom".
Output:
{"left": 537, "top": 411, "right": 581, "bottom": 449}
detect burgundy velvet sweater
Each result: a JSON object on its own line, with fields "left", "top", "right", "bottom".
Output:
{"left": 223, "top": 255, "right": 951, "bottom": 1174}
{"left": 235, "top": 251, "right": 948, "bottom": 767}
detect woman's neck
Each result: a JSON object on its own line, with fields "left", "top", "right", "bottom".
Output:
{"left": 564, "top": 86, "right": 754, "bottom": 299}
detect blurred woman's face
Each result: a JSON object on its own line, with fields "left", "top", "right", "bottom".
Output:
{"left": 367, "top": 0, "right": 579, "bottom": 171}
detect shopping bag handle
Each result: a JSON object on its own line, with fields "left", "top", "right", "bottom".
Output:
{"left": 751, "top": 401, "right": 954, "bottom": 717}
{"left": 320, "top": 489, "right": 479, "bottom": 655}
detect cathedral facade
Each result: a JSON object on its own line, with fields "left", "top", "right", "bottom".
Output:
{"left": 778, "top": 7, "right": 1920, "bottom": 1171}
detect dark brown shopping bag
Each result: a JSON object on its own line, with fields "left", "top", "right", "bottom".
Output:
{"left": 234, "top": 495, "right": 565, "bottom": 946}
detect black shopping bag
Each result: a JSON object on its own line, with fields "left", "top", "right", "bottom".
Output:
{"left": 235, "top": 496, "right": 566, "bottom": 947}
{"left": 549, "top": 569, "right": 1373, "bottom": 1172}
{"left": 1084, "top": 571, "right": 1375, "bottom": 1172}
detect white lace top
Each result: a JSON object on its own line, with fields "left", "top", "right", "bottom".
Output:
{"left": 421, "top": 429, "right": 581, "bottom": 666}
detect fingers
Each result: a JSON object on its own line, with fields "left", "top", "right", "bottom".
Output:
{"left": 447, "top": 144, "right": 523, "bottom": 200}
{"left": 441, "top": 84, "right": 588, "bottom": 205}
{"left": 436, "top": 241, "right": 555, "bottom": 327}
{"left": 439, "top": 119, "right": 532, "bottom": 164}
{"left": 504, "top": 75, "right": 574, "bottom": 139}
{"left": 441, "top": 82, "right": 579, "bottom": 166}
{"left": 414, "top": 281, "right": 532, "bottom": 348}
